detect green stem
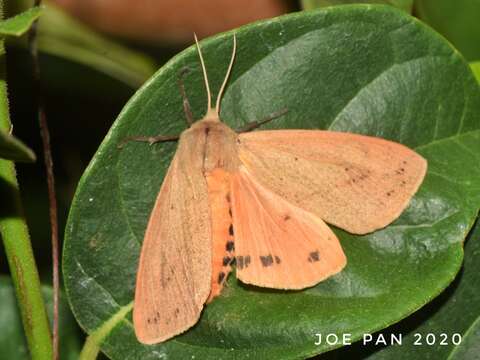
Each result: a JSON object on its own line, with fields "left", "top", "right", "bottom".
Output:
{"left": 79, "top": 335, "right": 101, "bottom": 360}
{"left": 79, "top": 301, "right": 133, "bottom": 360}
{"left": 0, "top": 3, "right": 53, "bottom": 360}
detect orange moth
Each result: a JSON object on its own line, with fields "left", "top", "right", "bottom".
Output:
{"left": 131, "top": 35, "right": 427, "bottom": 344}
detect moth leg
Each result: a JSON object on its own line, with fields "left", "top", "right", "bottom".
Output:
{"left": 117, "top": 134, "right": 179, "bottom": 149}
{"left": 118, "top": 67, "right": 193, "bottom": 149}
{"left": 178, "top": 67, "right": 194, "bottom": 126}
{"left": 236, "top": 108, "right": 288, "bottom": 133}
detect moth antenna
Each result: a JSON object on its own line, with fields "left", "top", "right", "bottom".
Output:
{"left": 194, "top": 33, "right": 212, "bottom": 113}
{"left": 215, "top": 34, "right": 237, "bottom": 117}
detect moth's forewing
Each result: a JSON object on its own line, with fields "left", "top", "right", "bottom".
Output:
{"left": 133, "top": 132, "right": 212, "bottom": 344}
{"left": 238, "top": 130, "right": 427, "bottom": 234}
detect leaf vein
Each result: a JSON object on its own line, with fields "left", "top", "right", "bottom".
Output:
{"left": 415, "top": 129, "right": 480, "bottom": 151}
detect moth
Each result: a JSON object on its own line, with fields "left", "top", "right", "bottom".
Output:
{"left": 129, "top": 35, "right": 427, "bottom": 344}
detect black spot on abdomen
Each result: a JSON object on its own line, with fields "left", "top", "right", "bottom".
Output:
{"left": 308, "top": 251, "right": 320, "bottom": 262}
{"left": 223, "top": 256, "right": 232, "bottom": 266}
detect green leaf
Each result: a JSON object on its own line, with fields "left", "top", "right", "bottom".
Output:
{"left": 416, "top": 0, "right": 480, "bottom": 61}
{"left": 301, "top": 0, "right": 412, "bottom": 12}
{"left": 329, "top": 220, "right": 480, "bottom": 359}
{"left": 450, "top": 316, "right": 480, "bottom": 360}
{"left": 0, "top": 276, "right": 81, "bottom": 359}
{"left": 470, "top": 62, "right": 480, "bottom": 84}
{"left": 0, "top": 130, "right": 36, "bottom": 162}
{"left": 0, "top": 7, "right": 42, "bottom": 37}
{"left": 63, "top": 5, "right": 480, "bottom": 359}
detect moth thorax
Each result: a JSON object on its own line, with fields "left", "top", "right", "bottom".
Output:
{"left": 202, "top": 123, "right": 239, "bottom": 173}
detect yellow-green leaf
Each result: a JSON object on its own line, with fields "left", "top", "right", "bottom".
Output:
{"left": 0, "top": 7, "right": 42, "bottom": 37}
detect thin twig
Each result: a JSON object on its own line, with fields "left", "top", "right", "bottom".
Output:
{"left": 28, "top": 1, "right": 60, "bottom": 359}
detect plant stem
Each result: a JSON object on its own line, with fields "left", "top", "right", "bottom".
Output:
{"left": 79, "top": 302, "right": 133, "bottom": 360}
{"left": 0, "top": 4, "right": 53, "bottom": 360}
{"left": 28, "top": 0, "right": 60, "bottom": 358}
{"left": 79, "top": 335, "right": 101, "bottom": 360}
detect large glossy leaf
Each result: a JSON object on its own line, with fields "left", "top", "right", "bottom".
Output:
{"left": 323, "top": 220, "right": 480, "bottom": 359}
{"left": 0, "top": 277, "right": 81, "bottom": 359}
{"left": 63, "top": 5, "right": 480, "bottom": 359}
